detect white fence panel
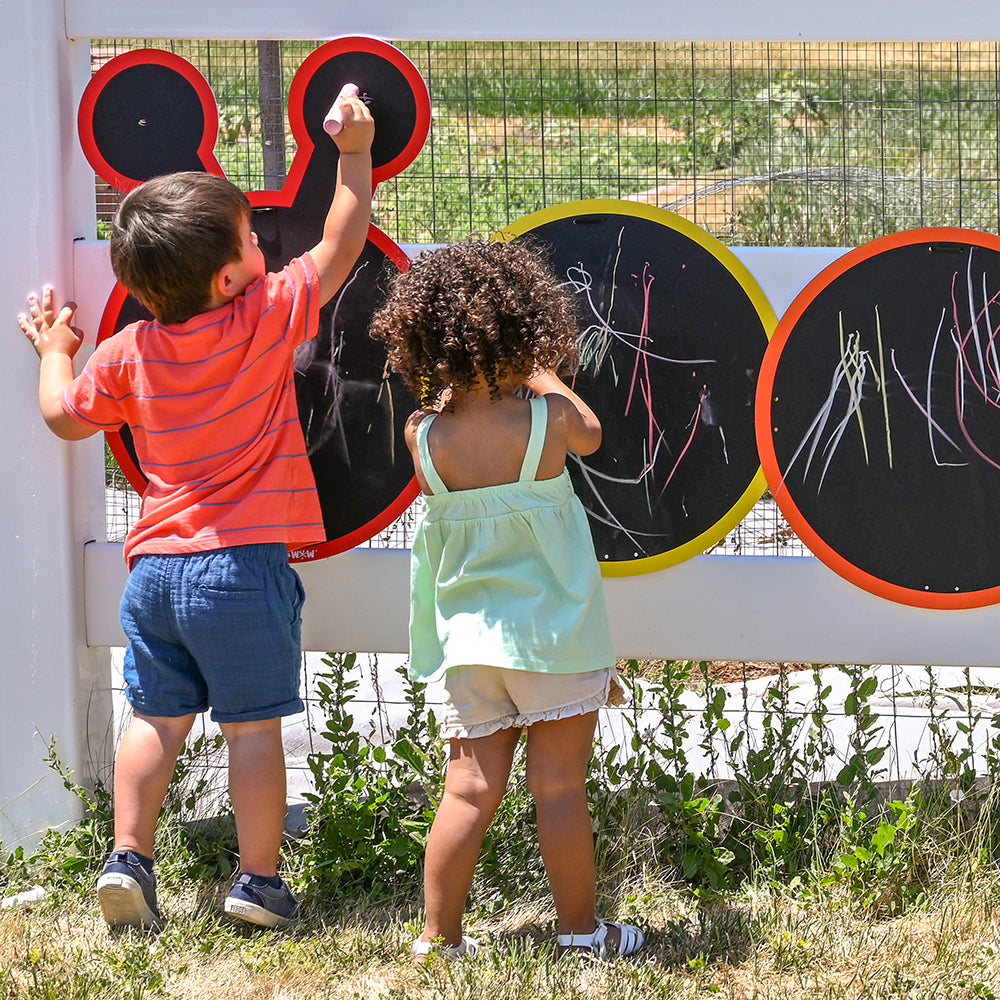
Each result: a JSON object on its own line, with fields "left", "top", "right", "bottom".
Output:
{"left": 7, "top": 0, "right": 1000, "bottom": 848}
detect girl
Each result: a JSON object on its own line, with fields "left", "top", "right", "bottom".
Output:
{"left": 370, "top": 239, "right": 643, "bottom": 960}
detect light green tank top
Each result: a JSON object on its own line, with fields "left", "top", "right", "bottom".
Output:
{"left": 408, "top": 396, "right": 615, "bottom": 682}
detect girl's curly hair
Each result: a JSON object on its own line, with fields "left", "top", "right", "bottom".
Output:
{"left": 369, "top": 238, "right": 580, "bottom": 405}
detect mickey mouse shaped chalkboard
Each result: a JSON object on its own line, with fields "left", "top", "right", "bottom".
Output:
{"left": 78, "top": 37, "right": 431, "bottom": 559}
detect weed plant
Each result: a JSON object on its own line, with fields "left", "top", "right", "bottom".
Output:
{"left": 4, "top": 657, "right": 1000, "bottom": 996}
{"left": 11, "top": 658, "right": 999, "bottom": 911}
{"left": 298, "top": 652, "right": 445, "bottom": 901}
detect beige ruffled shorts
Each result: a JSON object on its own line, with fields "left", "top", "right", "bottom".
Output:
{"left": 439, "top": 664, "right": 627, "bottom": 740}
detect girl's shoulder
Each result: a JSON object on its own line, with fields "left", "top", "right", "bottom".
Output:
{"left": 405, "top": 405, "right": 438, "bottom": 425}
{"left": 404, "top": 406, "right": 437, "bottom": 445}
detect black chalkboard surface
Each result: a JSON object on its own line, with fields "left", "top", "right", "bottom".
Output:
{"left": 78, "top": 48, "right": 225, "bottom": 189}
{"left": 287, "top": 230, "right": 417, "bottom": 556}
{"left": 79, "top": 39, "right": 430, "bottom": 559}
{"left": 756, "top": 227, "right": 1000, "bottom": 609}
{"left": 499, "top": 200, "right": 775, "bottom": 575}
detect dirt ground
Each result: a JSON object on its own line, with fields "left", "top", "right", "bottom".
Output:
{"left": 706, "top": 660, "right": 827, "bottom": 683}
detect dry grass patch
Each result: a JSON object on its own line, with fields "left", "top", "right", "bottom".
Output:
{"left": 709, "top": 888, "right": 1000, "bottom": 999}
{"left": 4, "top": 874, "right": 997, "bottom": 999}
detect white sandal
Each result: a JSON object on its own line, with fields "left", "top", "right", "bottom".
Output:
{"left": 411, "top": 934, "right": 479, "bottom": 961}
{"left": 557, "top": 918, "right": 644, "bottom": 958}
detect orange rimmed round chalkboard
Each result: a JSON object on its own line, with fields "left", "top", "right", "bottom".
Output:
{"left": 756, "top": 227, "right": 1000, "bottom": 609}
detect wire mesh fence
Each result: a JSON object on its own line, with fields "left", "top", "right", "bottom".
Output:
{"left": 95, "top": 39, "right": 1000, "bottom": 552}
{"left": 91, "top": 40, "right": 1000, "bottom": 243}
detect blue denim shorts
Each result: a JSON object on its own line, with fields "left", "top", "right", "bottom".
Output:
{"left": 119, "top": 543, "right": 305, "bottom": 723}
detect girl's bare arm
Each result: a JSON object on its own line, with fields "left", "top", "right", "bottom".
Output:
{"left": 524, "top": 370, "right": 602, "bottom": 455}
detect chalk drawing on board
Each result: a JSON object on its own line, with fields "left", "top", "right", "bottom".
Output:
{"left": 757, "top": 227, "right": 1000, "bottom": 609}
{"left": 496, "top": 199, "right": 776, "bottom": 576}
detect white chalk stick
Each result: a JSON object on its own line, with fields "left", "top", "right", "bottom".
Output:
{"left": 323, "top": 83, "right": 360, "bottom": 136}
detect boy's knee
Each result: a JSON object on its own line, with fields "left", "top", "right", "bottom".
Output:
{"left": 219, "top": 716, "right": 281, "bottom": 739}
{"left": 132, "top": 712, "right": 196, "bottom": 746}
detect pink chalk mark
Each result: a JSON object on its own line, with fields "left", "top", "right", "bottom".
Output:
{"left": 659, "top": 396, "right": 703, "bottom": 499}
{"left": 948, "top": 270, "right": 1000, "bottom": 402}
{"left": 949, "top": 270, "right": 1000, "bottom": 468}
{"left": 624, "top": 263, "right": 654, "bottom": 417}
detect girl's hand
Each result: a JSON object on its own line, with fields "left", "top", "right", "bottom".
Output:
{"left": 523, "top": 369, "right": 561, "bottom": 395}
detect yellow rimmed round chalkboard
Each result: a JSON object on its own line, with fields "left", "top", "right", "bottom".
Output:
{"left": 496, "top": 199, "right": 775, "bottom": 576}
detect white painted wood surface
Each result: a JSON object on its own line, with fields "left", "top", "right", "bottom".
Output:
{"left": 63, "top": 1, "right": 1000, "bottom": 43}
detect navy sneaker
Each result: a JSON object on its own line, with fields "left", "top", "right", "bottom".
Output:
{"left": 96, "top": 851, "right": 160, "bottom": 929}
{"left": 224, "top": 873, "right": 298, "bottom": 928}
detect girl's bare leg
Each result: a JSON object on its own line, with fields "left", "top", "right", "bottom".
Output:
{"left": 525, "top": 711, "right": 601, "bottom": 937}
{"left": 420, "top": 726, "right": 521, "bottom": 946}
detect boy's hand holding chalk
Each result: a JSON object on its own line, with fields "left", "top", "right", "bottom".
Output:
{"left": 323, "top": 83, "right": 361, "bottom": 136}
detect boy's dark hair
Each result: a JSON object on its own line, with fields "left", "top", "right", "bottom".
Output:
{"left": 110, "top": 171, "right": 251, "bottom": 325}
{"left": 370, "top": 238, "right": 580, "bottom": 405}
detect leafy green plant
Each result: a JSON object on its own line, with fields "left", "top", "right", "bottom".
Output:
{"left": 835, "top": 664, "right": 890, "bottom": 796}
{"left": 17, "top": 739, "right": 117, "bottom": 888}
{"left": 25, "top": 730, "right": 239, "bottom": 890}
{"left": 299, "top": 652, "right": 445, "bottom": 899}
{"left": 822, "top": 791, "right": 929, "bottom": 917}
{"left": 588, "top": 661, "right": 737, "bottom": 891}
{"left": 694, "top": 660, "right": 732, "bottom": 777}
{"left": 974, "top": 728, "right": 1000, "bottom": 868}
{"left": 646, "top": 663, "right": 733, "bottom": 888}
{"left": 912, "top": 667, "right": 982, "bottom": 801}
{"left": 16, "top": 649, "right": 1000, "bottom": 942}
{"left": 655, "top": 772, "right": 734, "bottom": 890}
{"left": 723, "top": 667, "right": 844, "bottom": 881}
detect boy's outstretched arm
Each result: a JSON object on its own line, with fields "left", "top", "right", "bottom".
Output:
{"left": 311, "top": 91, "right": 375, "bottom": 306}
{"left": 18, "top": 285, "right": 98, "bottom": 441}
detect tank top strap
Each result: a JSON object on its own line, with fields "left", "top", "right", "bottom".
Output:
{"left": 416, "top": 413, "right": 450, "bottom": 494}
{"left": 518, "top": 396, "right": 549, "bottom": 482}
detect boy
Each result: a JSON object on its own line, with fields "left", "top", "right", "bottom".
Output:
{"left": 18, "top": 90, "right": 374, "bottom": 929}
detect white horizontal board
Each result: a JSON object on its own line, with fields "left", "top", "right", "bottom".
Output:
{"left": 83, "top": 542, "right": 1000, "bottom": 666}
{"left": 64, "top": 0, "right": 1000, "bottom": 43}
{"left": 71, "top": 241, "right": 846, "bottom": 342}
